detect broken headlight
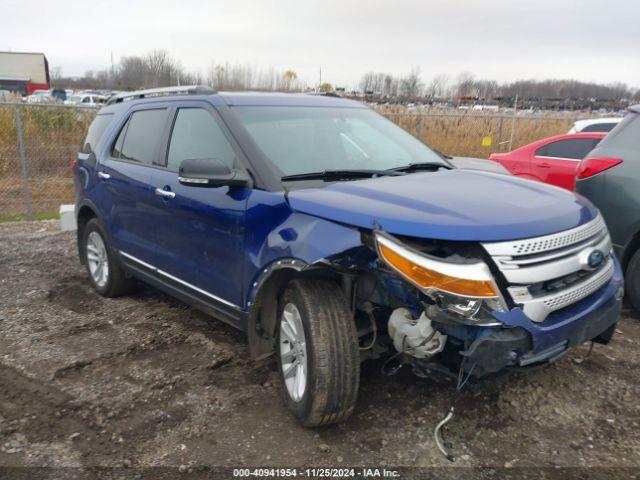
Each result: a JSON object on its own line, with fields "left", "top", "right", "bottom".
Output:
{"left": 375, "top": 232, "right": 506, "bottom": 323}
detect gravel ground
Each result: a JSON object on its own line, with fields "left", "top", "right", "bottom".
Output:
{"left": 0, "top": 220, "right": 639, "bottom": 477}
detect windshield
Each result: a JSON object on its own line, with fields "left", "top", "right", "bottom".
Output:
{"left": 232, "top": 106, "right": 447, "bottom": 177}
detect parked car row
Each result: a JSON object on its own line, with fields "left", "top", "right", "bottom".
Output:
{"left": 21, "top": 88, "right": 113, "bottom": 105}
{"left": 74, "top": 86, "right": 627, "bottom": 430}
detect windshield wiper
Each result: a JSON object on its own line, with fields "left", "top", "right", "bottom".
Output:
{"left": 281, "top": 169, "right": 405, "bottom": 182}
{"left": 386, "top": 162, "right": 452, "bottom": 174}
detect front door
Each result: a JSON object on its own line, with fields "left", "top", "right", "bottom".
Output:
{"left": 148, "top": 104, "right": 249, "bottom": 311}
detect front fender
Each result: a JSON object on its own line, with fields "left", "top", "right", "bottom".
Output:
{"left": 245, "top": 210, "right": 364, "bottom": 308}
{"left": 242, "top": 190, "right": 369, "bottom": 359}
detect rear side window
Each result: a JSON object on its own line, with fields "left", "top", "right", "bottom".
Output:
{"left": 582, "top": 122, "right": 617, "bottom": 133}
{"left": 166, "top": 108, "right": 236, "bottom": 172}
{"left": 81, "top": 114, "right": 113, "bottom": 154}
{"left": 111, "top": 109, "right": 168, "bottom": 165}
{"left": 535, "top": 138, "right": 598, "bottom": 159}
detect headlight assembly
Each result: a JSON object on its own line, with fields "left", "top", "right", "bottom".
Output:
{"left": 375, "top": 232, "right": 506, "bottom": 322}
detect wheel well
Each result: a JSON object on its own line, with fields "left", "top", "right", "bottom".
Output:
{"left": 246, "top": 266, "right": 346, "bottom": 359}
{"left": 76, "top": 206, "right": 97, "bottom": 264}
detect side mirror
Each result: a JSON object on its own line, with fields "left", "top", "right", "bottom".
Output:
{"left": 178, "top": 158, "right": 252, "bottom": 188}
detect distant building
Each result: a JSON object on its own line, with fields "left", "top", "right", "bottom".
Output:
{"left": 0, "top": 52, "right": 50, "bottom": 95}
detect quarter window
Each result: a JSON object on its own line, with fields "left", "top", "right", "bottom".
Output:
{"left": 535, "top": 138, "right": 599, "bottom": 160}
{"left": 166, "top": 108, "right": 236, "bottom": 172}
{"left": 81, "top": 113, "right": 113, "bottom": 154}
{"left": 111, "top": 109, "right": 168, "bottom": 165}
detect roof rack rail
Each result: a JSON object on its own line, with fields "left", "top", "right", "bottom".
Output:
{"left": 106, "top": 85, "right": 216, "bottom": 105}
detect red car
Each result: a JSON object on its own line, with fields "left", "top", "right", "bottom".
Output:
{"left": 489, "top": 132, "right": 606, "bottom": 190}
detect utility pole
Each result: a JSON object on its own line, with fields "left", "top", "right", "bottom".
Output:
{"left": 110, "top": 52, "right": 115, "bottom": 86}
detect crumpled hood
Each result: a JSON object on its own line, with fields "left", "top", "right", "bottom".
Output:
{"left": 286, "top": 169, "right": 597, "bottom": 241}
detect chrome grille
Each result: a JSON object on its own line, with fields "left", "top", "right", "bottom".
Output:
{"left": 482, "top": 214, "right": 613, "bottom": 322}
{"left": 483, "top": 215, "right": 606, "bottom": 257}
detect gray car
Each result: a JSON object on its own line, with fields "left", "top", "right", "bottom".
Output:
{"left": 576, "top": 104, "right": 640, "bottom": 309}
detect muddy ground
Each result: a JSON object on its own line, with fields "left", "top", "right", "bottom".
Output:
{"left": 0, "top": 221, "right": 638, "bottom": 478}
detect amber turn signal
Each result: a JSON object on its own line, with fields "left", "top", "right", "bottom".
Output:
{"left": 376, "top": 236, "right": 498, "bottom": 298}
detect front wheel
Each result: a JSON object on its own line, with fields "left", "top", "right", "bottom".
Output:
{"left": 276, "top": 278, "right": 360, "bottom": 427}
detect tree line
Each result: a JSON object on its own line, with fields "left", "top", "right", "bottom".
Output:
{"left": 359, "top": 70, "right": 638, "bottom": 102}
{"left": 52, "top": 49, "right": 638, "bottom": 104}
{"left": 52, "top": 49, "right": 306, "bottom": 92}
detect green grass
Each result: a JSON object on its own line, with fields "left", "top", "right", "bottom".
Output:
{"left": 0, "top": 212, "right": 60, "bottom": 223}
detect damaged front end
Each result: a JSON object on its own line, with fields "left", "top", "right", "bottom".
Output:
{"left": 352, "top": 227, "right": 623, "bottom": 379}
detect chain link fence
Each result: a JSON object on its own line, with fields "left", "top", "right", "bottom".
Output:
{"left": 0, "top": 103, "right": 97, "bottom": 220}
{"left": 0, "top": 102, "right": 580, "bottom": 221}
{"left": 380, "top": 111, "right": 580, "bottom": 158}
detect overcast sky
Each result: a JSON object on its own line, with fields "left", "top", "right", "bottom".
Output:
{"left": 3, "top": 0, "right": 639, "bottom": 89}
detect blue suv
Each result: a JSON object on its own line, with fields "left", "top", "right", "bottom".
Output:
{"left": 75, "top": 86, "right": 623, "bottom": 427}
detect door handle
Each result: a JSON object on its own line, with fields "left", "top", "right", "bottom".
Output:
{"left": 539, "top": 163, "right": 552, "bottom": 168}
{"left": 97, "top": 171, "right": 111, "bottom": 179}
{"left": 155, "top": 188, "right": 176, "bottom": 199}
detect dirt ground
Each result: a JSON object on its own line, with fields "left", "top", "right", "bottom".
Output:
{"left": 0, "top": 221, "right": 639, "bottom": 477}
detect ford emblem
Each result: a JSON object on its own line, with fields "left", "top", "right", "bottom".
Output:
{"left": 587, "top": 249, "right": 605, "bottom": 269}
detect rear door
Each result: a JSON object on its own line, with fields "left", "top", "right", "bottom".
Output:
{"left": 148, "top": 102, "right": 249, "bottom": 314}
{"left": 96, "top": 106, "right": 170, "bottom": 266}
{"left": 532, "top": 137, "right": 600, "bottom": 190}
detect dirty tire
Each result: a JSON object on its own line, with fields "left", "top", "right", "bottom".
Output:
{"left": 626, "top": 248, "right": 640, "bottom": 311}
{"left": 277, "top": 278, "right": 360, "bottom": 427}
{"left": 83, "top": 218, "right": 136, "bottom": 298}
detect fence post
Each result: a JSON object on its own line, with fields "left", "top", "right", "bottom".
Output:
{"left": 15, "top": 106, "right": 33, "bottom": 221}
{"left": 416, "top": 115, "right": 424, "bottom": 140}
{"left": 508, "top": 94, "right": 519, "bottom": 152}
{"left": 497, "top": 114, "right": 504, "bottom": 153}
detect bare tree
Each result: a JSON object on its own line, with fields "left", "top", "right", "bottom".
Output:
{"left": 117, "top": 56, "right": 148, "bottom": 89}
{"left": 426, "top": 74, "right": 449, "bottom": 100}
{"left": 145, "top": 49, "right": 179, "bottom": 87}
{"left": 456, "top": 72, "right": 476, "bottom": 97}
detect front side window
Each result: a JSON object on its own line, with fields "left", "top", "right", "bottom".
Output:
{"left": 166, "top": 108, "right": 236, "bottom": 172}
{"left": 536, "top": 138, "right": 598, "bottom": 159}
{"left": 232, "top": 106, "right": 446, "bottom": 176}
{"left": 111, "top": 109, "right": 168, "bottom": 165}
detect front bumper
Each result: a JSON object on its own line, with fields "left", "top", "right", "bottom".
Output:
{"left": 461, "top": 257, "right": 623, "bottom": 376}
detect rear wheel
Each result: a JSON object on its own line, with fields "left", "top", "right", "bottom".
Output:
{"left": 626, "top": 248, "right": 640, "bottom": 311}
{"left": 276, "top": 278, "right": 360, "bottom": 427}
{"left": 83, "top": 218, "right": 136, "bottom": 298}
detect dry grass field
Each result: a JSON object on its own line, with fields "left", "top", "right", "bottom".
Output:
{"left": 377, "top": 106, "right": 581, "bottom": 159}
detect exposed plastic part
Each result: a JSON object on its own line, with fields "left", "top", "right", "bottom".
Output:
{"left": 387, "top": 308, "right": 446, "bottom": 359}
